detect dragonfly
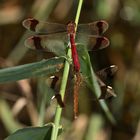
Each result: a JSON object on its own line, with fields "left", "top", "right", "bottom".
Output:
{"left": 23, "top": 18, "right": 110, "bottom": 119}
{"left": 50, "top": 65, "right": 118, "bottom": 108}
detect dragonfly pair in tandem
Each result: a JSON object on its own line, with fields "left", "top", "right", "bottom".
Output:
{"left": 23, "top": 18, "right": 117, "bottom": 118}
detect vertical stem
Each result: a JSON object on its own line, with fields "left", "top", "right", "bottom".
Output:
{"left": 51, "top": 0, "right": 83, "bottom": 140}
{"left": 75, "top": 0, "right": 83, "bottom": 30}
{"left": 51, "top": 49, "right": 71, "bottom": 140}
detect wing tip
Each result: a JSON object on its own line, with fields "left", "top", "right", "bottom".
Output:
{"left": 22, "top": 18, "right": 39, "bottom": 31}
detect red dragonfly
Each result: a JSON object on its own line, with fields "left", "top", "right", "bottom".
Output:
{"left": 23, "top": 18, "right": 109, "bottom": 73}
{"left": 23, "top": 18, "right": 110, "bottom": 118}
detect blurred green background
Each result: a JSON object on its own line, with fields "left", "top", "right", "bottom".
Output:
{"left": 0, "top": 0, "right": 140, "bottom": 139}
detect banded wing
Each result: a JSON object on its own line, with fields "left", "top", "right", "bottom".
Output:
{"left": 76, "top": 34, "right": 110, "bottom": 51}
{"left": 49, "top": 65, "right": 117, "bottom": 100}
{"left": 22, "top": 18, "right": 67, "bottom": 34}
{"left": 96, "top": 65, "right": 118, "bottom": 99}
{"left": 25, "top": 33, "right": 109, "bottom": 55}
{"left": 96, "top": 75, "right": 117, "bottom": 99}
{"left": 51, "top": 93, "right": 65, "bottom": 108}
{"left": 23, "top": 18, "right": 108, "bottom": 35}
{"left": 77, "top": 20, "right": 109, "bottom": 35}
{"left": 24, "top": 33, "right": 68, "bottom": 56}
{"left": 96, "top": 65, "right": 118, "bottom": 81}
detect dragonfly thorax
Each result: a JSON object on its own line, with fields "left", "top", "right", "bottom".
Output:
{"left": 67, "top": 21, "right": 76, "bottom": 34}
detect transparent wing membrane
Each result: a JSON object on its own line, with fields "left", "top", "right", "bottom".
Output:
{"left": 76, "top": 34, "right": 110, "bottom": 51}
{"left": 23, "top": 18, "right": 108, "bottom": 35}
{"left": 23, "top": 18, "right": 110, "bottom": 55}
{"left": 96, "top": 65, "right": 118, "bottom": 81}
{"left": 23, "top": 18, "right": 67, "bottom": 34}
{"left": 77, "top": 20, "right": 109, "bottom": 35}
{"left": 24, "top": 33, "right": 68, "bottom": 56}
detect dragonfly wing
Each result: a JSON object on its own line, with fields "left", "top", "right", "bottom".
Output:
{"left": 77, "top": 20, "right": 109, "bottom": 35}
{"left": 96, "top": 66, "right": 118, "bottom": 99}
{"left": 96, "top": 65, "right": 118, "bottom": 81}
{"left": 76, "top": 33, "right": 110, "bottom": 51}
{"left": 25, "top": 33, "right": 68, "bottom": 56}
{"left": 52, "top": 93, "right": 65, "bottom": 108}
{"left": 99, "top": 85, "right": 117, "bottom": 99}
{"left": 23, "top": 18, "right": 67, "bottom": 34}
{"left": 96, "top": 75, "right": 117, "bottom": 99}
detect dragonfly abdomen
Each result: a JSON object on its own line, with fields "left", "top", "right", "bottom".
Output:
{"left": 70, "top": 34, "right": 80, "bottom": 72}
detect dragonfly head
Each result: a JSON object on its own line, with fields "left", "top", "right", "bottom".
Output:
{"left": 67, "top": 21, "right": 76, "bottom": 34}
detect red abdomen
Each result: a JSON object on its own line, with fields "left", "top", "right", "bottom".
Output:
{"left": 70, "top": 34, "right": 80, "bottom": 72}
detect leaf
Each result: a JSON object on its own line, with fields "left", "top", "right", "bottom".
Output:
{"left": 77, "top": 44, "right": 116, "bottom": 124}
{"left": 77, "top": 44, "right": 101, "bottom": 98}
{"left": 5, "top": 124, "right": 53, "bottom": 140}
{"left": 0, "top": 57, "right": 64, "bottom": 83}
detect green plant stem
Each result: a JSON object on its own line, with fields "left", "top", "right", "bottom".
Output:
{"left": 75, "top": 0, "right": 83, "bottom": 28}
{"left": 51, "top": 49, "right": 71, "bottom": 140}
{"left": 51, "top": 0, "right": 83, "bottom": 140}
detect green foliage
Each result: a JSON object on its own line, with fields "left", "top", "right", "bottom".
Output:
{"left": 5, "top": 124, "right": 53, "bottom": 140}
{"left": 78, "top": 44, "right": 116, "bottom": 124}
{"left": 78, "top": 44, "right": 101, "bottom": 98}
{"left": 0, "top": 57, "right": 64, "bottom": 83}
{"left": 1, "top": 0, "right": 117, "bottom": 139}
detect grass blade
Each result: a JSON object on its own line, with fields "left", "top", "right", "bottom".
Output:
{"left": 0, "top": 57, "right": 64, "bottom": 83}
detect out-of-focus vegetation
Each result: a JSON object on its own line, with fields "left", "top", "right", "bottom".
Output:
{"left": 0, "top": 0, "right": 140, "bottom": 139}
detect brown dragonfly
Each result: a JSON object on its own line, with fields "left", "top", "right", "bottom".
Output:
{"left": 50, "top": 65, "right": 118, "bottom": 112}
{"left": 23, "top": 18, "right": 110, "bottom": 118}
